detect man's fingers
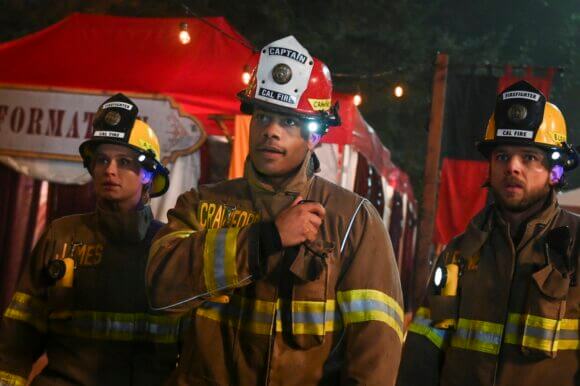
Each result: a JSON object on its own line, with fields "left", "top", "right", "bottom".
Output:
{"left": 308, "top": 215, "right": 322, "bottom": 228}
{"left": 303, "top": 203, "right": 326, "bottom": 219}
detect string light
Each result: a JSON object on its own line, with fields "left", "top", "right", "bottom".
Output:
{"left": 353, "top": 93, "right": 362, "bottom": 106}
{"left": 394, "top": 85, "right": 404, "bottom": 98}
{"left": 242, "top": 65, "right": 251, "bottom": 85}
{"left": 179, "top": 22, "right": 191, "bottom": 45}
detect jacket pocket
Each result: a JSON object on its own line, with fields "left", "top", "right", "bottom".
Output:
{"left": 521, "top": 264, "right": 570, "bottom": 358}
{"left": 288, "top": 241, "right": 334, "bottom": 349}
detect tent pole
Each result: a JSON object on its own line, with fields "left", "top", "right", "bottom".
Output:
{"left": 412, "top": 53, "right": 449, "bottom": 313}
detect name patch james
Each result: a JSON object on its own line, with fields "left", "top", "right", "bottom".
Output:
{"left": 259, "top": 88, "right": 297, "bottom": 105}
{"left": 102, "top": 101, "right": 134, "bottom": 111}
{"left": 199, "top": 201, "right": 261, "bottom": 229}
{"left": 93, "top": 130, "right": 125, "bottom": 138}
{"left": 267, "top": 47, "right": 308, "bottom": 64}
{"left": 56, "top": 242, "right": 103, "bottom": 266}
{"left": 502, "top": 91, "right": 540, "bottom": 102}
{"left": 497, "top": 129, "right": 534, "bottom": 139}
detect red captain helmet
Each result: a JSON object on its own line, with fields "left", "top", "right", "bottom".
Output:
{"left": 237, "top": 36, "right": 340, "bottom": 135}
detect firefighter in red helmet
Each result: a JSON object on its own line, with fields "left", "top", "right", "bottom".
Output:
{"left": 147, "top": 36, "right": 404, "bottom": 385}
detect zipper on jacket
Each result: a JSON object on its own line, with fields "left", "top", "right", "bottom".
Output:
{"left": 264, "top": 287, "right": 279, "bottom": 385}
{"left": 491, "top": 225, "right": 517, "bottom": 386}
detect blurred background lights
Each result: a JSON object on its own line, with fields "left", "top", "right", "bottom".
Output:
{"left": 394, "top": 85, "right": 404, "bottom": 98}
{"left": 179, "top": 22, "right": 191, "bottom": 45}
{"left": 242, "top": 65, "right": 251, "bottom": 85}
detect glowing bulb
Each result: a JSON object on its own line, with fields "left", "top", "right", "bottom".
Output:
{"left": 434, "top": 266, "right": 445, "bottom": 288}
{"left": 179, "top": 23, "right": 191, "bottom": 45}
{"left": 242, "top": 71, "right": 251, "bottom": 85}
{"left": 551, "top": 151, "right": 561, "bottom": 160}
{"left": 353, "top": 93, "right": 362, "bottom": 106}
{"left": 394, "top": 85, "right": 404, "bottom": 98}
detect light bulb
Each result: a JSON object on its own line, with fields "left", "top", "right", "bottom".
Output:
{"left": 179, "top": 23, "right": 191, "bottom": 45}
{"left": 242, "top": 71, "right": 251, "bottom": 85}
{"left": 394, "top": 85, "right": 404, "bottom": 98}
{"left": 353, "top": 93, "right": 362, "bottom": 106}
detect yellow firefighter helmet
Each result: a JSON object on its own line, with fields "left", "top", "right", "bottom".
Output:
{"left": 477, "top": 80, "right": 577, "bottom": 171}
{"left": 79, "top": 93, "right": 170, "bottom": 197}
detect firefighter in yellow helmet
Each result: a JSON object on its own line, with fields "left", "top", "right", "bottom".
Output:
{"left": 146, "top": 36, "right": 404, "bottom": 385}
{"left": 0, "top": 94, "right": 185, "bottom": 386}
{"left": 398, "top": 80, "right": 580, "bottom": 386}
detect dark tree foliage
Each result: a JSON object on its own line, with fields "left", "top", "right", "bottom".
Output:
{"left": 1, "top": 0, "right": 579, "bottom": 195}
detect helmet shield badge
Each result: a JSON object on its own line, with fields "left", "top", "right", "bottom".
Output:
{"left": 494, "top": 80, "right": 546, "bottom": 141}
{"left": 255, "top": 36, "right": 314, "bottom": 110}
{"left": 92, "top": 93, "right": 139, "bottom": 141}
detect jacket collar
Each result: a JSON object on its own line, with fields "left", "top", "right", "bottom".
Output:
{"left": 492, "top": 189, "right": 559, "bottom": 229}
{"left": 96, "top": 202, "right": 153, "bottom": 244}
{"left": 461, "top": 190, "right": 560, "bottom": 256}
{"left": 245, "top": 150, "right": 317, "bottom": 197}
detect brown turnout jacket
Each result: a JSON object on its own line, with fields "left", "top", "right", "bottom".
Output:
{"left": 146, "top": 155, "right": 404, "bottom": 386}
{"left": 0, "top": 206, "right": 184, "bottom": 386}
{"left": 398, "top": 194, "right": 580, "bottom": 386}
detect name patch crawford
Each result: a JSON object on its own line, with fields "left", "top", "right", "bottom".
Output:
{"left": 198, "top": 201, "right": 261, "bottom": 229}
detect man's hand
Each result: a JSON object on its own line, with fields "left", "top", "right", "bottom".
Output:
{"left": 275, "top": 196, "right": 326, "bottom": 247}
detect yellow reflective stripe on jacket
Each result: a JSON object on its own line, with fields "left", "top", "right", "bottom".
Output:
{"left": 203, "top": 228, "right": 242, "bottom": 292}
{"left": 451, "top": 318, "right": 504, "bottom": 355}
{"left": 504, "top": 313, "right": 579, "bottom": 352}
{"left": 337, "top": 289, "right": 404, "bottom": 342}
{"left": 435, "top": 313, "right": 580, "bottom": 355}
{"left": 408, "top": 307, "right": 450, "bottom": 349}
{"left": 197, "top": 295, "right": 341, "bottom": 336}
{"left": 3, "top": 291, "right": 47, "bottom": 332}
{"left": 0, "top": 370, "right": 26, "bottom": 386}
{"left": 197, "top": 290, "right": 403, "bottom": 339}
{"left": 47, "top": 311, "right": 184, "bottom": 343}
{"left": 197, "top": 295, "right": 277, "bottom": 335}
{"left": 149, "top": 229, "right": 195, "bottom": 258}
{"left": 289, "top": 299, "right": 338, "bottom": 335}
{"left": 558, "top": 318, "right": 580, "bottom": 350}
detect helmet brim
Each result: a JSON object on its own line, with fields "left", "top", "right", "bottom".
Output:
{"left": 237, "top": 91, "right": 340, "bottom": 127}
{"left": 476, "top": 139, "right": 560, "bottom": 158}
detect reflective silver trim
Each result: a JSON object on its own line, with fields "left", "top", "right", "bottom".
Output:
{"left": 340, "top": 199, "right": 366, "bottom": 254}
